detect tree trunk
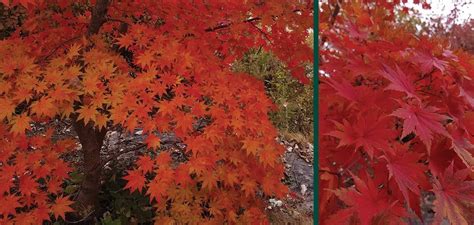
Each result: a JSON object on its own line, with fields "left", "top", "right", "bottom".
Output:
{"left": 72, "top": 120, "right": 107, "bottom": 215}
{"left": 67, "top": 0, "right": 111, "bottom": 222}
{"left": 70, "top": 0, "right": 110, "bottom": 214}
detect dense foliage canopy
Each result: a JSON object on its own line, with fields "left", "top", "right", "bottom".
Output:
{"left": 0, "top": 0, "right": 313, "bottom": 224}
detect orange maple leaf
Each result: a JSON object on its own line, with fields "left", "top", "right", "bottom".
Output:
{"left": 200, "top": 172, "right": 217, "bottom": 191}
{"left": 31, "top": 97, "right": 56, "bottom": 118}
{"left": 241, "top": 179, "right": 257, "bottom": 197}
{"left": 145, "top": 134, "right": 161, "bottom": 150}
{"left": 95, "top": 113, "right": 108, "bottom": 130}
{"left": 50, "top": 196, "right": 74, "bottom": 220}
{"left": 10, "top": 113, "right": 32, "bottom": 134}
{"left": 116, "top": 34, "right": 134, "bottom": 49}
{"left": 241, "top": 138, "right": 260, "bottom": 156}
{"left": 137, "top": 50, "right": 155, "bottom": 68}
{"left": 66, "top": 43, "right": 81, "bottom": 60}
{"left": 124, "top": 169, "right": 146, "bottom": 193}
{"left": 0, "top": 98, "right": 15, "bottom": 120}
{"left": 147, "top": 178, "right": 168, "bottom": 203}
{"left": 76, "top": 105, "right": 97, "bottom": 125}
{"left": 137, "top": 155, "right": 154, "bottom": 173}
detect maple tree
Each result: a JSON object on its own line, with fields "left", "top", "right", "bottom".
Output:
{"left": 0, "top": 0, "right": 313, "bottom": 224}
{"left": 319, "top": 1, "right": 474, "bottom": 224}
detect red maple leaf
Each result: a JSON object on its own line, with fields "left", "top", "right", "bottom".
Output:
{"left": 411, "top": 51, "right": 448, "bottom": 74}
{"left": 137, "top": 155, "right": 154, "bottom": 173}
{"left": 0, "top": 194, "right": 21, "bottom": 216}
{"left": 155, "top": 152, "right": 172, "bottom": 166}
{"left": 429, "top": 137, "right": 462, "bottom": 177}
{"left": 392, "top": 102, "right": 450, "bottom": 148}
{"left": 448, "top": 127, "right": 474, "bottom": 171}
{"left": 432, "top": 162, "right": 474, "bottom": 225}
{"left": 19, "top": 175, "right": 38, "bottom": 196}
{"left": 383, "top": 146, "right": 429, "bottom": 214}
{"left": 32, "top": 203, "right": 51, "bottom": 222}
{"left": 52, "top": 160, "right": 72, "bottom": 180}
{"left": 378, "top": 63, "right": 418, "bottom": 99}
{"left": 328, "top": 174, "right": 407, "bottom": 225}
{"left": 327, "top": 112, "right": 395, "bottom": 158}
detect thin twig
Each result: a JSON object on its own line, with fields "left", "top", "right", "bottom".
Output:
{"left": 35, "top": 35, "right": 81, "bottom": 64}
{"left": 204, "top": 17, "right": 261, "bottom": 32}
{"left": 248, "top": 21, "right": 273, "bottom": 44}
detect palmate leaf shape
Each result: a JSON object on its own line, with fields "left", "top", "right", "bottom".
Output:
{"left": 0, "top": 98, "right": 15, "bottom": 120}
{"left": 326, "top": 174, "right": 407, "bottom": 225}
{"left": 19, "top": 175, "right": 38, "bottom": 196}
{"left": 10, "top": 113, "right": 32, "bottom": 135}
{"left": 137, "top": 155, "right": 155, "bottom": 173}
{"left": 447, "top": 127, "right": 474, "bottom": 171}
{"left": 383, "top": 145, "right": 429, "bottom": 213}
{"left": 76, "top": 105, "right": 97, "bottom": 125}
{"left": 30, "top": 97, "right": 56, "bottom": 118}
{"left": 0, "top": 195, "right": 21, "bottom": 216}
{"left": 116, "top": 33, "right": 134, "bottom": 50}
{"left": 378, "top": 63, "right": 419, "bottom": 99}
{"left": 325, "top": 77, "right": 371, "bottom": 104}
{"left": 411, "top": 51, "right": 448, "bottom": 74}
{"left": 429, "top": 137, "right": 463, "bottom": 177}
{"left": 123, "top": 169, "right": 146, "bottom": 193}
{"left": 327, "top": 112, "right": 395, "bottom": 158}
{"left": 392, "top": 102, "right": 450, "bottom": 149}
{"left": 32, "top": 204, "right": 51, "bottom": 222}
{"left": 145, "top": 134, "right": 161, "bottom": 150}
{"left": 50, "top": 196, "right": 74, "bottom": 220}
{"left": 432, "top": 162, "right": 474, "bottom": 225}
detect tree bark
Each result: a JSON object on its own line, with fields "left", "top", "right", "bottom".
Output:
{"left": 73, "top": 120, "right": 107, "bottom": 213}
{"left": 87, "top": 0, "right": 111, "bottom": 36}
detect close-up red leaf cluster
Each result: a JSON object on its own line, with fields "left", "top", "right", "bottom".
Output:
{"left": 320, "top": 0, "right": 474, "bottom": 224}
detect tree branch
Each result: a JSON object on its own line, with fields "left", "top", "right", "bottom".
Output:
{"left": 87, "top": 0, "right": 111, "bottom": 36}
{"left": 248, "top": 21, "right": 272, "bottom": 44}
{"left": 35, "top": 36, "right": 81, "bottom": 64}
{"left": 35, "top": 0, "right": 110, "bottom": 64}
{"left": 320, "top": 1, "right": 340, "bottom": 46}
{"left": 205, "top": 17, "right": 261, "bottom": 32}
{"left": 203, "top": 8, "right": 307, "bottom": 32}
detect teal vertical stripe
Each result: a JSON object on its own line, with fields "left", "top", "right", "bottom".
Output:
{"left": 313, "top": 1, "right": 319, "bottom": 224}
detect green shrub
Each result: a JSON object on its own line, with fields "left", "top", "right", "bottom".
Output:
{"left": 233, "top": 49, "right": 313, "bottom": 142}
